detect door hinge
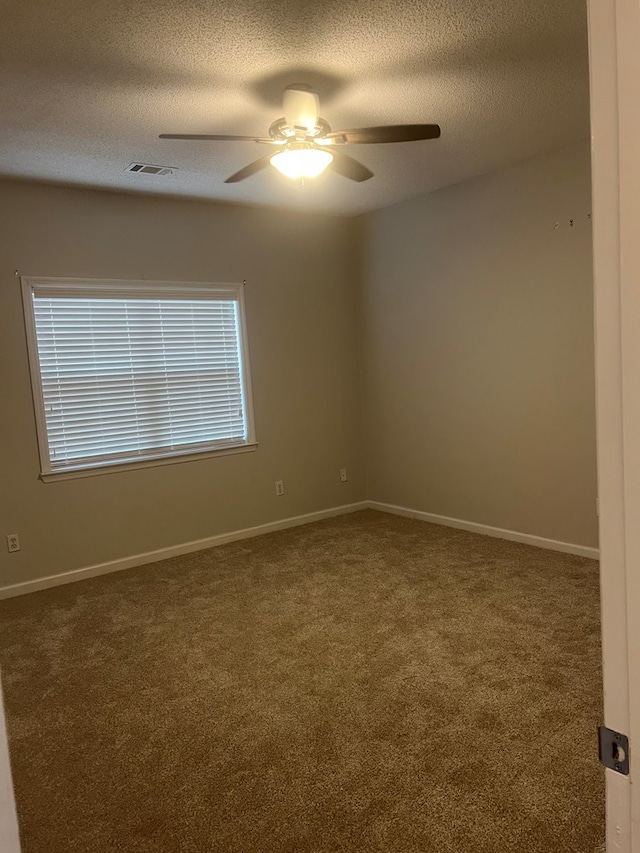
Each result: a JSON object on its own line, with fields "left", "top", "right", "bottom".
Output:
{"left": 598, "top": 726, "right": 629, "bottom": 775}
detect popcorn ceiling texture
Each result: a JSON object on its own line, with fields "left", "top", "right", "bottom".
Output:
{"left": 0, "top": 0, "right": 589, "bottom": 215}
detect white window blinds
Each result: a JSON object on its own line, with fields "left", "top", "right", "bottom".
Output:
{"left": 23, "top": 280, "right": 255, "bottom": 477}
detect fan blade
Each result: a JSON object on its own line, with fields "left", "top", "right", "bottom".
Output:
{"left": 328, "top": 149, "right": 373, "bottom": 182}
{"left": 225, "top": 153, "right": 275, "bottom": 183}
{"left": 325, "top": 124, "right": 441, "bottom": 145}
{"left": 159, "top": 133, "right": 277, "bottom": 144}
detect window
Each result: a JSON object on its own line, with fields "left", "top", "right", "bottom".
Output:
{"left": 22, "top": 278, "right": 256, "bottom": 481}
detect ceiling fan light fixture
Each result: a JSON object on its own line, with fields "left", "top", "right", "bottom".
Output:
{"left": 270, "top": 143, "right": 333, "bottom": 180}
{"left": 160, "top": 84, "right": 441, "bottom": 185}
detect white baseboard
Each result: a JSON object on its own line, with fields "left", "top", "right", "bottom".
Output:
{"left": 0, "top": 499, "right": 598, "bottom": 600}
{"left": 0, "top": 501, "right": 369, "bottom": 600}
{"left": 367, "top": 501, "right": 600, "bottom": 560}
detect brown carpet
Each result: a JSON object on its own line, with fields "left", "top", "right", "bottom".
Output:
{"left": 0, "top": 510, "right": 604, "bottom": 852}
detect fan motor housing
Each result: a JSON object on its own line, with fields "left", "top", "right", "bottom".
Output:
{"left": 268, "top": 117, "right": 332, "bottom": 142}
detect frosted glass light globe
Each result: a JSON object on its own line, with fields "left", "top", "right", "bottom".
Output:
{"left": 270, "top": 144, "right": 333, "bottom": 179}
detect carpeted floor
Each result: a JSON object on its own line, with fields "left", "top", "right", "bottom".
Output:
{"left": 0, "top": 510, "right": 604, "bottom": 852}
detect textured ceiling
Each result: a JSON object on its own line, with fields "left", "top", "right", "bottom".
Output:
{"left": 0, "top": 0, "right": 589, "bottom": 215}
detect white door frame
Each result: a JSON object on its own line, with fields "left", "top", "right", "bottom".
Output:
{"left": 614, "top": 0, "right": 640, "bottom": 846}
{"left": 0, "top": 676, "right": 20, "bottom": 852}
{"left": 588, "top": 0, "right": 639, "bottom": 849}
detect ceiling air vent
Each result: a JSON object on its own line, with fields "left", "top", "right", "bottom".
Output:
{"left": 126, "top": 163, "right": 176, "bottom": 176}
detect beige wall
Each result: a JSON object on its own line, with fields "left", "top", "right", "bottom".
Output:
{"left": 0, "top": 181, "right": 365, "bottom": 587}
{"left": 0, "top": 142, "right": 597, "bottom": 589}
{"left": 358, "top": 143, "right": 598, "bottom": 547}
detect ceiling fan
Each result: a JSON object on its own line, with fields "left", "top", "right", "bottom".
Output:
{"left": 159, "top": 85, "right": 441, "bottom": 184}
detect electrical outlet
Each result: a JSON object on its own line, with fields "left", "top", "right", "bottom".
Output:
{"left": 6, "top": 534, "right": 20, "bottom": 553}
{"left": 339, "top": 468, "right": 348, "bottom": 483}
{"left": 275, "top": 480, "right": 284, "bottom": 496}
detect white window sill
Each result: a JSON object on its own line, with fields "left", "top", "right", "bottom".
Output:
{"left": 40, "top": 442, "right": 258, "bottom": 482}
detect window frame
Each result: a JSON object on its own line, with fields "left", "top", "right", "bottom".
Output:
{"left": 21, "top": 277, "right": 257, "bottom": 482}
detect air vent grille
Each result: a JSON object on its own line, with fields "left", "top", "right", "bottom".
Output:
{"left": 126, "top": 163, "right": 176, "bottom": 176}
